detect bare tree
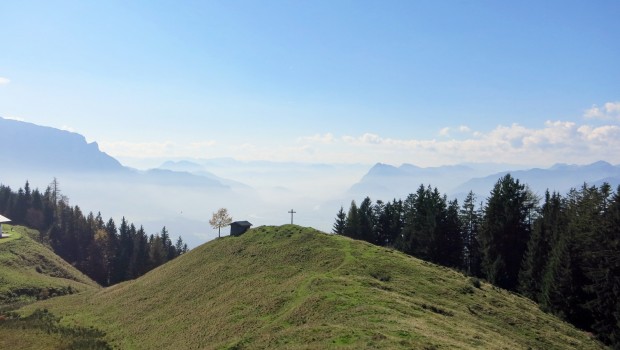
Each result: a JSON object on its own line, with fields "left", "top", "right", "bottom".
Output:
{"left": 209, "top": 208, "right": 232, "bottom": 238}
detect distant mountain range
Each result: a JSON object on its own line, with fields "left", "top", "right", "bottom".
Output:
{"left": 0, "top": 117, "right": 249, "bottom": 247}
{"left": 349, "top": 160, "right": 620, "bottom": 202}
{"left": 3, "top": 116, "right": 619, "bottom": 242}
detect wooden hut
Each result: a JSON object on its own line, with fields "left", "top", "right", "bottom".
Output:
{"left": 230, "top": 221, "right": 252, "bottom": 237}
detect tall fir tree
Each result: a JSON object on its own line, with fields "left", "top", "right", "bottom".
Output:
{"left": 480, "top": 174, "right": 531, "bottom": 291}
{"left": 460, "top": 191, "right": 482, "bottom": 276}
{"left": 332, "top": 206, "right": 347, "bottom": 235}
{"left": 519, "top": 191, "right": 563, "bottom": 301}
{"left": 344, "top": 201, "right": 360, "bottom": 239}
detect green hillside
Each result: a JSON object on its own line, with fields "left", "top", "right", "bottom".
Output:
{"left": 19, "top": 225, "right": 603, "bottom": 349}
{"left": 0, "top": 225, "right": 103, "bottom": 350}
{"left": 0, "top": 225, "right": 99, "bottom": 308}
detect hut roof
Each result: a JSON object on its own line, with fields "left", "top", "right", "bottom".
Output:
{"left": 231, "top": 221, "right": 252, "bottom": 227}
{"left": 0, "top": 214, "right": 10, "bottom": 224}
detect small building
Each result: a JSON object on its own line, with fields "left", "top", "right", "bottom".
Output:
{"left": 230, "top": 221, "right": 252, "bottom": 237}
{"left": 0, "top": 214, "right": 11, "bottom": 238}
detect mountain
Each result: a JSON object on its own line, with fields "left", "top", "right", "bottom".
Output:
{"left": 0, "top": 117, "right": 255, "bottom": 246}
{"left": 348, "top": 161, "right": 620, "bottom": 203}
{"left": 347, "top": 162, "right": 513, "bottom": 200}
{"left": 17, "top": 225, "right": 603, "bottom": 349}
{"left": 0, "top": 225, "right": 99, "bottom": 308}
{"left": 452, "top": 161, "right": 620, "bottom": 198}
{"left": 0, "top": 117, "right": 124, "bottom": 173}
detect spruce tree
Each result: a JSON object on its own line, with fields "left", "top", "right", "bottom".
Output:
{"left": 358, "top": 197, "right": 375, "bottom": 243}
{"left": 332, "top": 206, "right": 347, "bottom": 235}
{"left": 344, "top": 201, "right": 360, "bottom": 239}
{"left": 480, "top": 174, "right": 531, "bottom": 290}
{"left": 519, "top": 191, "right": 563, "bottom": 301}
{"left": 460, "top": 191, "right": 481, "bottom": 276}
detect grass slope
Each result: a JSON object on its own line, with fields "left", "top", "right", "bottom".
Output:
{"left": 21, "top": 225, "right": 603, "bottom": 349}
{"left": 0, "top": 225, "right": 99, "bottom": 308}
{"left": 0, "top": 225, "right": 102, "bottom": 349}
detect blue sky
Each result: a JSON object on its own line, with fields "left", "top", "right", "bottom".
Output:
{"left": 1, "top": 0, "right": 619, "bottom": 167}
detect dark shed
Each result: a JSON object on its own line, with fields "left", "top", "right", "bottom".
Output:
{"left": 230, "top": 221, "right": 252, "bottom": 236}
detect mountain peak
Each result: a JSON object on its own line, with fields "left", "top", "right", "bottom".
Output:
{"left": 0, "top": 117, "right": 125, "bottom": 172}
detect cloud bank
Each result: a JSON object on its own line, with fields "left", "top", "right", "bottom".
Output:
{"left": 101, "top": 119, "right": 620, "bottom": 167}
{"left": 584, "top": 102, "right": 620, "bottom": 120}
{"left": 0, "top": 77, "right": 10, "bottom": 85}
{"left": 100, "top": 101, "right": 620, "bottom": 167}
{"left": 299, "top": 120, "right": 620, "bottom": 166}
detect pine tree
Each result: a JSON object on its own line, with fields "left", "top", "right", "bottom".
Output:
{"left": 583, "top": 184, "right": 620, "bottom": 346}
{"left": 332, "top": 206, "right": 347, "bottom": 235}
{"left": 480, "top": 174, "right": 531, "bottom": 290}
{"left": 358, "top": 197, "right": 375, "bottom": 243}
{"left": 519, "top": 191, "right": 563, "bottom": 301}
{"left": 460, "top": 191, "right": 481, "bottom": 276}
{"left": 436, "top": 199, "right": 463, "bottom": 269}
{"left": 344, "top": 201, "right": 360, "bottom": 239}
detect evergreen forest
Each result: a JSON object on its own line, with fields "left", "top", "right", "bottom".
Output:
{"left": 0, "top": 178, "right": 188, "bottom": 286}
{"left": 333, "top": 174, "right": 620, "bottom": 348}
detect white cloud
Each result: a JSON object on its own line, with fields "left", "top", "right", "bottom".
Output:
{"left": 307, "top": 120, "right": 620, "bottom": 166}
{"left": 0, "top": 77, "right": 10, "bottom": 85}
{"left": 458, "top": 125, "right": 472, "bottom": 133}
{"left": 584, "top": 101, "right": 620, "bottom": 120}
{"left": 100, "top": 117, "right": 620, "bottom": 167}
{"left": 439, "top": 125, "right": 472, "bottom": 138}
{"left": 439, "top": 127, "right": 451, "bottom": 137}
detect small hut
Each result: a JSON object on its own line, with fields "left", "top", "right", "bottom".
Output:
{"left": 0, "top": 214, "right": 11, "bottom": 238}
{"left": 230, "top": 221, "right": 252, "bottom": 237}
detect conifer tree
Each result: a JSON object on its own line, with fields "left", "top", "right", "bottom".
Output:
{"left": 519, "top": 191, "right": 563, "bottom": 301}
{"left": 344, "top": 200, "right": 360, "bottom": 239}
{"left": 332, "top": 206, "right": 347, "bottom": 235}
{"left": 460, "top": 191, "right": 481, "bottom": 276}
{"left": 436, "top": 199, "right": 463, "bottom": 268}
{"left": 480, "top": 174, "right": 531, "bottom": 290}
{"left": 358, "top": 197, "right": 375, "bottom": 243}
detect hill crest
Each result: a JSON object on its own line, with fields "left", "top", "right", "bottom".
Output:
{"left": 22, "top": 225, "right": 603, "bottom": 349}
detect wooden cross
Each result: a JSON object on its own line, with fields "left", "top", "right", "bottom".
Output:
{"left": 288, "top": 209, "right": 296, "bottom": 225}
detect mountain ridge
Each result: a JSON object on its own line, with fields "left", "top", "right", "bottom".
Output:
{"left": 351, "top": 160, "right": 620, "bottom": 202}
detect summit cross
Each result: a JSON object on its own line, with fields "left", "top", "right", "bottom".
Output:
{"left": 288, "top": 209, "right": 296, "bottom": 225}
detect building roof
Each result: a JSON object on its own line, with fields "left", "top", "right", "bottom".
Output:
{"left": 0, "top": 214, "right": 11, "bottom": 223}
{"left": 231, "top": 221, "right": 252, "bottom": 227}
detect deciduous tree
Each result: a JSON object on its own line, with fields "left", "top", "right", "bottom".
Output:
{"left": 209, "top": 208, "right": 232, "bottom": 238}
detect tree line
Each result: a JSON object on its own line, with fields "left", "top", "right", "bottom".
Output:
{"left": 0, "top": 179, "right": 188, "bottom": 286}
{"left": 334, "top": 174, "right": 620, "bottom": 347}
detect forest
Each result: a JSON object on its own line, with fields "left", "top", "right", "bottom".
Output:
{"left": 0, "top": 178, "right": 188, "bottom": 286}
{"left": 333, "top": 174, "right": 620, "bottom": 348}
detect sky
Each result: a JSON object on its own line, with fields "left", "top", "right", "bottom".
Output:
{"left": 1, "top": 0, "right": 619, "bottom": 168}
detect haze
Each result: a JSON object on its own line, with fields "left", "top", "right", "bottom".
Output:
{"left": 1, "top": 1, "right": 619, "bottom": 245}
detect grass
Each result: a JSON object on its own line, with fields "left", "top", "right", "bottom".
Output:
{"left": 0, "top": 225, "right": 99, "bottom": 309}
{"left": 13, "top": 225, "right": 605, "bottom": 349}
{"left": 0, "top": 225, "right": 102, "bottom": 349}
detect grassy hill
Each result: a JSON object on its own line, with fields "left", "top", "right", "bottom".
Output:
{"left": 0, "top": 225, "right": 102, "bottom": 350}
{"left": 0, "top": 225, "right": 99, "bottom": 309}
{"left": 16, "top": 225, "right": 603, "bottom": 349}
